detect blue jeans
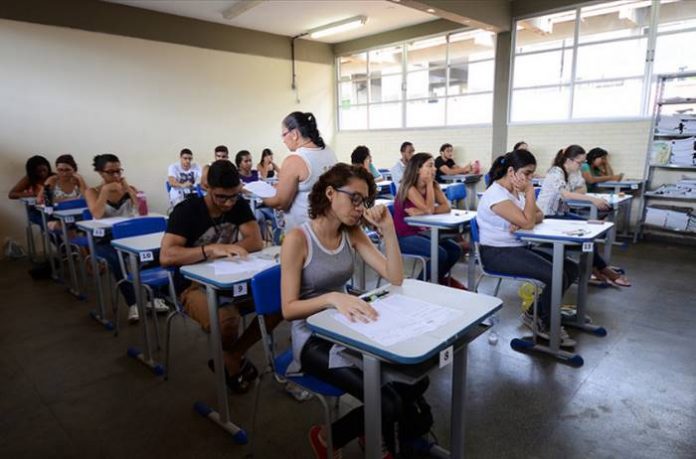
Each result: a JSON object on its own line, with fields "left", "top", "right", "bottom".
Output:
{"left": 94, "top": 242, "right": 136, "bottom": 307}
{"left": 398, "top": 234, "right": 462, "bottom": 281}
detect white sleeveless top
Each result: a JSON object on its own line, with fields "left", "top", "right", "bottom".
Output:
{"left": 283, "top": 146, "right": 337, "bottom": 232}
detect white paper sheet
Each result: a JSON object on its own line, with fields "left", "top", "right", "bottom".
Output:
{"left": 212, "top": 256, "right": 276, "bottom": 276}
{"left": 333, "top": 293, "right": 464, "bottom": 347}
{"left": 243, "top": 181, "right": 277, "bottom": 198}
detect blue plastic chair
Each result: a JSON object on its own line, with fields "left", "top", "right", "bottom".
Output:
{"left": 444, "top": 183, "right": 467, "bottom": 209}
{"left": 484, "top": 173, "right": 491, "bottom": 187}
{"left": 112, "top": 217, "right": 176, "bottom": 339}
{"left": 534, "top": 187, "right": 541, "bottom": 199}
{"left": 249, "top": 265, "right": 344, "bottom": 456}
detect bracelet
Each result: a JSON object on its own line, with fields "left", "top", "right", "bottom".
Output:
{"left": 201, "top": 245, "right": 208, "bottom": 261}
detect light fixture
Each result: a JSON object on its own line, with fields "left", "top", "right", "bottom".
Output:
{"left": 426, "top": 8, "right": 436, "bottom": 13}
{"left": 308, "top": 15, "right": 367, "bottom": 39}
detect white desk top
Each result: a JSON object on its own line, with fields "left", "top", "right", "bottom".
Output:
{"left": 405, "top": 210, "right": 476, "bottom": 229}
{"left": 596, "top": 179, "right": 643, "bottom": 187}
{"left": 440, "top": 174, "right": 482, "bottom": 183}
{"left": 307, "top": 279, "right": 502, "bottom": 364}
{"left": 376, "top": 180, "right": 392, "bottom": 188}
{"left": 111, "top": 232, "right": 164, "bottom": 254}
{"left": 53, "top": 207, "right": 88, "bottom": 218}
{"left": 374, "top": 198, "right": 394, "bottom": 207}
{"left": 516, "top": 218, "right": 614, "bottom": 243}
{"left": 566, "top": 193, "right": 632, "bottom": 207}
{"left": 180, "top": 246, "right": 281, "bottom": 289}
{"left": 76, "top": 213, "right": 167, "bottom": 231}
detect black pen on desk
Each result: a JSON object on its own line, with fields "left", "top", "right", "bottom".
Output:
{"left": 363, "top": 289, "right": 389, "bottom": 302}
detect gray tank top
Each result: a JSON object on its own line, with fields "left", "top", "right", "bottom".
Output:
{"left": 287, "top": 221, "right": 355, "bottom": 374}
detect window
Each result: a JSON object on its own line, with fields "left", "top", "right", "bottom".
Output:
{"left": 337, "top": 29, "right": 496, "bottom": 131}
{"left": 511, "top": 0, "right": 696, "bottom": 123}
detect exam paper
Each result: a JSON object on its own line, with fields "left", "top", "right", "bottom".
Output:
{"left": 243, "top": 181, "right": 277, "bottom": 198}
{"left": 334, "top": 294, "right": 464, "bottom": 347}
{"left": 212, "top": 256, "right": 276, "bottom": 276}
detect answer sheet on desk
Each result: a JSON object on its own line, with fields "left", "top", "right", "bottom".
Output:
{"left": 212, "top": 256, "right": 276, "bottom": 276}
{"left": 334, "top": 294, "right": 464, "bottom": 346}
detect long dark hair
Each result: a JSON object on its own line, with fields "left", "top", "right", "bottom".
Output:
{"left": 282, "top": 111, "right": 325, "bottom": 149}
{"left": 258, "top": 148, "right": 273, "bottom": 167}
{"left": 25, "top": 155, "right": 52, "bottom": 185}
{"left": 487, "top": 149, "right": 537, "bottom": 188}
{"left": 308, "top": 163, "right": 376, "bottom": 219}
{"left": 586, "top": 147, "right": 608, "bottom": 171}
{"left": 235, "top": 150, "right": 251, "bottom": 168}
{"left": 93, "top": 154, "right": 120, "bottom": 172}
{"left": 552, "top": 145, "right": 586, "bottom": 181}
{"left": 396, "top": 152, "right": 433, "bottom": 204}
{"left": 55, "top": 154, "right": 78, "bottom": 171}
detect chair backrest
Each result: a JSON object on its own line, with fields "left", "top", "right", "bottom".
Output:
{"left": 534, "top": 187, "right": 541, "bottom": 199}
{"left": 484, "top": 173, "right": 491, "bottom": 187}
{"left": 445, "top": 183, "right": 467, "bottom": 202}
{"left": 112, "top": 216, "right": 167, "bottom": 240}
{"left": 165, "top": 181, "right": 172, "bottom": 193}
{"left": 250, "top": 265, "right": 282, "bottom": 316}
{"left": 195, "top": 184, "right": 205, "bottom": 197}
{"left": 469, "top": 217, "right": 480, "bottom": 244}
{"left": 54, "top": 198, "right": 87, "bottom": 211}
{"left": 82, "top": 209, "right": 93, "bottom": 220}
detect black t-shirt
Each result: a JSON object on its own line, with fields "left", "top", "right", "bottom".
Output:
{"left": 166, "top": 196, "right": 255, "bottom": 247}
{"left": 435, "top": 157, "right": 455, "bottom": 183}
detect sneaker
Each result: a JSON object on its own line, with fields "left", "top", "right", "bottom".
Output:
{"left": 522, "top": 313, "right": 576, "bottom": 348}
{"left": 147, "top": 298, "right": 170, "bottom": 313}
{"left": 128, "top": 305, "right": 140, "bottom": 323}
{"left": 358, "top": 435, "right": 394, "bottom": 459}
{"left": 308, "top": 425, "right": 342, "bottom": 459}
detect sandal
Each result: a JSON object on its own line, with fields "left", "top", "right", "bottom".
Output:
{"left": 609, "top": 276, "right": 631, "bottom": 288}
{"left": 207, "top": 357, "right": 259, "bottom": 394}
{"left": 608, "top": 265, "right": 626, "bottom": 275}
{"left": 588, "top": 274, "right": 609, "bottom": 288}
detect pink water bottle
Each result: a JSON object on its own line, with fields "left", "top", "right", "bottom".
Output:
{"left": 136, "top": 191, "right": 148, "bottom": 216}
{"left": 472, "top": 160, "right": 481, "bottom": 174}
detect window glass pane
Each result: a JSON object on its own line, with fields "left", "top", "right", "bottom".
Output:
{"left": 511, "top": 86, "right": 570, "bottom": 122}
{"left": 339, "top": 105, "right": 367, "bottom": 130}
{"left": 513, "top": 50, "right": 573, "bottom": 87}
{"left": 338, "top": 53, "right": 367, "bottom": 81}
{"left": 448, "top": 60, "right": 494, "bottom": 95}
{"left": 661, "top": 75, "right": 696, "bottom": 100}
{"left": 657, "top": 0, "right": 696, "bottom": 33}
{"left": 447, "top": 93, "right": 493, "bottom": 125}
{"left": 578, "top": 1, "right": 651, "bottom": 44}
{"left": 406, "top": 98, "right": 445, "bottom": 127}
{"left": 370, "top": 75, "right": 402, "bottom": 103}
{"left": 407, "top": 69, "right": 447, "bottom": 99}
{"left": 369, "top": 46, "right": 403, "bottom": 77}
{"left": 515, "top": 10, "right": 577, "bottom": 53}
{"left": 407, "top": 36, "right": 447, "bottom": 71}
{"left": 572, "top": 78, "right": 643, "bottom": 118}
{"left": 575, "top": 38, "right": 647, "bottom": 81}
{"left": 654, "top": 31, "right": 696, "bottom": 75}
{"left": 369, "top": 103, "right": 402, "bottom": 129}
{"left": 339, "top": 80, "right": 368, "bottom": 105}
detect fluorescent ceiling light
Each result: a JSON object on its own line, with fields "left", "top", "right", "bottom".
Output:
{"left": 309, "top": 15, "right": 367, "bottom": 39}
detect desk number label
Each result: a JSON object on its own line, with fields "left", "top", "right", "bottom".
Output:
{"left": 631, "top": 184, "right": 638, "bottom": 189}
{"left": 139, "top": 251, "right": 154, "bottom": 262}
{"left": 93, "top": 228, "right": 105, "bottom": 237}
{"left": 45, "top": 207, "right": 53, "bottom": 215}
{"left": 439, "top": 345, "right": 453, "bottom": 369}
{"left": 582, "top": 242, "right": 593, "bottom": 253}
{"left": 64, "top": 216, "right": 75, "bottom": 223}
{"left": 233, "top": 283, "right": 248, "bottom": 297}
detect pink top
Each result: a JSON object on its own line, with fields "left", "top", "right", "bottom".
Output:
{"left": 393, "top": 192, "right": 426, "bottom": 237}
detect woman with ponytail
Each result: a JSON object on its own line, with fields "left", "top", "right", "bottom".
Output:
{"left": 477, "top": 149, "right": 579, "bottom": 347}
{"left": 537, "top": 145, "right": 631, "bottom": 287}
{"left": 262, "top": 111, "right": 337, "bottom": 232}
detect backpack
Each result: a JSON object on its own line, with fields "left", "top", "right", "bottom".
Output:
{"left": 399, "top": 395, "right": 434, "bottom": 440}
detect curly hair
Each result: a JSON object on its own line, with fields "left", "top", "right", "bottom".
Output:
{"left": 308, "top": 163, "right": 377, "bottom": 219}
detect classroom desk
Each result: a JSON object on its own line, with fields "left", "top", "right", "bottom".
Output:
{"left": 307, "top": 279, "right": 502, "bottom": 459}
{"left": 111, "top": 231, "right": 167, "bottom": 375}
{"left": 595, "top": 180, "right": 643, "bottom": 242}
{"left": 375, "top": 180, "right": 393, "bottom": 195}
{"left": 77, "top": 213, "right": 166, "bottom": 330}
{"left": 439, "top": 174, "right": 482, "bottom": 210}
{"left": 53, "top": 206, "right": 88, "bottom": 299}
{"left": 179, "top": 246, "right": 280, "bottom": 443}
{"left": 405, "top": 210, "right": 477, "bottom": 288}
{"left": 531, "top": 177, "right": 544, "bottom": 187}
{"left": 513, "top": 219, "right": 614, "bottom": 367}
{"left": 37, "top": 205, "right": 61, "bottom": 281}
{"left": 565, "top": 193, "right": 632, "bottom": 264}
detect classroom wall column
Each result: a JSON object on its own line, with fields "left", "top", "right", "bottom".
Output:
{"left": 492, "top": 30, "right": 512, "bottom": 158}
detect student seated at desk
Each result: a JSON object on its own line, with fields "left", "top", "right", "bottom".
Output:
{"left": 351, "top": 145, "right": 382, "bottom": 181}
{"left": 160, "top": 160, "right": 278, "bottom": 393}
{"left": 257, "top": 148, "right": 280, "bottom": 180}
{"left": 201, "top": 145, "right": 230, "bottom": 191}
{"left": 513, "top": 140, "right": 529, "bottom": 151}
{"left": 36, "top": 154, "right": 87, "bottom": 231}
{"left": 281, "top": 163, "right": 430, "bottom": 458}
{"left": 537, "top": 145, "right": 631, "bottom": 287}
{"left": 86, "top": 154, "right": 169, "bottom": 323}
{"left": 434, "top": 143, "right": 476, "bottom": 183}
{"left": 389, "top": 141, "right": 415, "bottom": 192}
{"left": 9, "top": 155, "right": 54, "bottom": 228}
{"left": 477, "top": 149, "right": 579, "bottom": 347}
{"left": 393, "top": 153, "right": 466, "bottom": 289}
{"left": 167, "top": 148, "right": 201, "bottom": 207}
{"left": 236, "top": 149, "right": 275, "bottom": 241}
{"left": 581, "top": 147, "right": 623, "bottom": 193}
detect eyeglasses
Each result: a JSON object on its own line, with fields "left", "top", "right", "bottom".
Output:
{"left": 336, "top": 189, "right": 370, "bottom": 208}
{"left": 56, "top": 168, "right": 74, "bottom": 173}
{"left": 212, "top": 193, "right": 241, "bottom": 204}
{"left": 102, "top": 168, "right": 123, "bottom": 176}
{"left": 572, "top": 158, "right": 585, "bottom": 165}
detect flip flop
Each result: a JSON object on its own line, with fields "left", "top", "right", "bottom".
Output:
{"left": 609, "top": 276, "right": 632, "bottom": 288}
{"left": 608, "top": 265, "right": 626, "bottom": 275}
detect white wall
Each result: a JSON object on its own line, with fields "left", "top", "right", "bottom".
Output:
{"left": 0, "top": 19, "right": 334, "bottom": 247}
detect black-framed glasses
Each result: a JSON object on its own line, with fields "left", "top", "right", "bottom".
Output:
{"left": 336, "top": 189, "right": 370, "bottom": 208}
{"left": 102, "top": 168, "right": 123, "bottom": 176}
{"left": 212, "top": 192, "right": 241, "bottom": 204}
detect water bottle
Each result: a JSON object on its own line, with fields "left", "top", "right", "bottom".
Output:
{"left": 136, "top": 191, "right": 148, "bottom": 216}
{"left": 285, "top": 381, "right": 313, "bottom": 401}
{"left": 487, "top": 314, "right": 499, "bottom": 345}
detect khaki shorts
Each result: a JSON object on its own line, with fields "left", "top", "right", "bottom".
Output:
{"left": 180, "top": 282, "right": 244, "bottom": 334}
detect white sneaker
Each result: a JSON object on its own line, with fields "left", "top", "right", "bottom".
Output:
{"left": 128, "top": 305, "right": 140, "bottom": 323}
{"left": 522, "top": 313, "right": 576, "bottom": 348}
{"left": 147, "top": 298, "right": 170, "bottom": 313}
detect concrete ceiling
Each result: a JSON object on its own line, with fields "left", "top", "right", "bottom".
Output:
{"left": 105, "top": 0, "right": 439, "bottom": 43}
